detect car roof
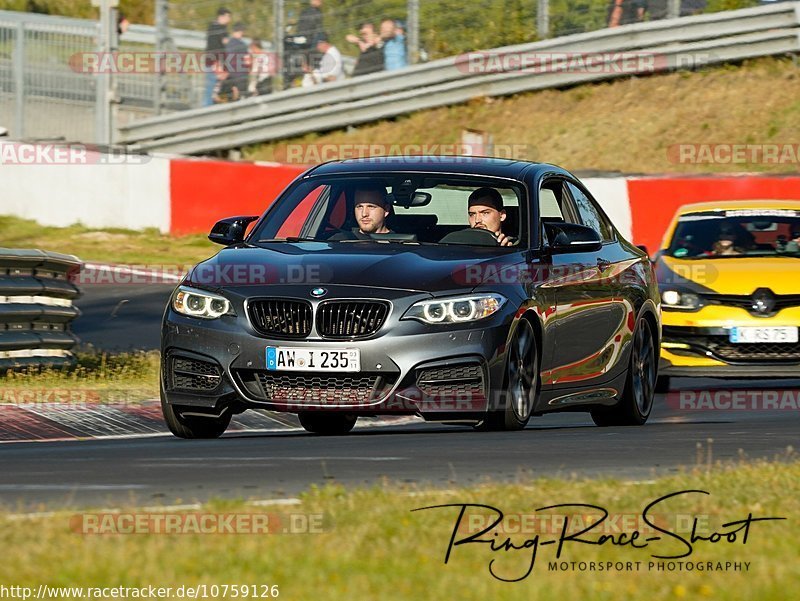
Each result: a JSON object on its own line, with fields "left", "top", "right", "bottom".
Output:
{"left": 304, "top": 156, "right": 568, "bottom": 180}
{"left": 675, "top": 199, "right": 800, "bottom": 214}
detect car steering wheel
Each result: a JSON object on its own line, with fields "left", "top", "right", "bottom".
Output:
{"left": 439, "top": 227, "right": 501, "bottom": 246}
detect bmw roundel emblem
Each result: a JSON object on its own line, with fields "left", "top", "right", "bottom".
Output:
{"left": 311, "top": 287, "right": 327, "bottom": 298}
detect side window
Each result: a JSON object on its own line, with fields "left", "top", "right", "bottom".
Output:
{"left": 539, "top": 178, "right": 581, "bottom": 246}
{"left": 567, "top": 182, "right": 614, "bottom": 242}
{"left": 539, "top": 178, "right": 579, "bottom": 223}
{"left": 539, "top": 187, "right": 563, "bottom": 220}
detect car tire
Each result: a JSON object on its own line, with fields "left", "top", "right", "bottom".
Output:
{"left": 298, "top": 412, "right": 357, "bottom": 435}
{"left": 160, "top": 391, "right": 232, "bottom": 439}
{"left": 478, "top": 318, "right": 538, "bottom": 431}
{"left": 591, "top": 316, "right": 657, "bottom": 427}
{"left": 655, "top": 376, "right": 670, "bottom": 393}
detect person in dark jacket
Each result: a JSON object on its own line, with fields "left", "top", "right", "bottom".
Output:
{"left": 607, "top": 0, "right": 645, "bottom": 27}
{"left": 204, "top": 7, "right": 231, "bottom": 106}
{"left": 224, "top": 22, "right": 249, "bottom": 99}
{"left": 347, "top": 22, "right": 384, "bottom": 77}
{"left": 296, "top": 0, "right": 324, "bottom": 44}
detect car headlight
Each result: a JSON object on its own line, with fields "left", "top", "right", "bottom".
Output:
{"left": 172, "top": 286, "right": 233, "bottom": 319}
{"left": 403, "top": 294, "right": 506, "bottom": 324}
{"left": 661, "top": 289, "right": 701, "bottom": 310}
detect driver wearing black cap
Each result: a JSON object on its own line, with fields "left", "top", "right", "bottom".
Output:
{"left": 467, "top": 187, "right": 515, "bottom": 246}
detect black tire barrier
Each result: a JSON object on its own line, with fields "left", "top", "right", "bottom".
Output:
{"left": 0, "top": 248, "right": 83, "bottom": 370}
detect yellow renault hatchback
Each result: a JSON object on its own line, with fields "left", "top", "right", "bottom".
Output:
{"left": 655, "top": 200, "right": 800, "bottom": 390}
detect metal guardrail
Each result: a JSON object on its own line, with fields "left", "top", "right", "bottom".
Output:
{"left": 120, "top": 3, "right": 800, "bottom": 154}
{"left": 0, "top": 249, "right": 82, "bottom": 369}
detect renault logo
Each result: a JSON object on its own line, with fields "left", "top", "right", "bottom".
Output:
{"left": 751, "top": 288, "right": 775, "bottom": 315}
{"left": 310, "top": 287, "right": 327, "bottom": 298}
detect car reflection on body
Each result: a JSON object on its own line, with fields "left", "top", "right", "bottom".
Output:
{"left": 160, "top": 157, "right": 661, "bottom": 437}
{"left": 655, "top": 200, "right": 800, "bottom": 391}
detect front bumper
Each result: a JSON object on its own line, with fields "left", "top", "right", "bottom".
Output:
{"left": 659, "top": 305, "right": 800, "bottom": 377}
{"left": 161, "top": 307, "right": 513, "bottom": 420}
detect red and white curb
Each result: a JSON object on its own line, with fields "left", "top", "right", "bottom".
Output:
{"left": 0, "top": 401, "right": 421, "bottom": 443}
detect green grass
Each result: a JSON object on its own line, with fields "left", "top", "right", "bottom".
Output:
{"left": 0, "top": 459, "right": 797, "bottom": 599}
{"left": 1, "top": 351, "right": 160, "bottom": 403}
{"left": 0, "top": 216, "right": 216, "bottom": 265}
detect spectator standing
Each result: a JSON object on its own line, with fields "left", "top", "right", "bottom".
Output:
{"left": 204, "top": 7, "right": 231, "bottom": 106}
{"left": 347, "top": 22, "right": 383, "bottom": 77}
{"left": 380, "top": 19, "right": 407, "bottom": 71}
{"left": 225, "top": 22, "right": 249, "bottom": 101}
{"left": 296, "top": 0, "right": 324, "bottom": 44}
{"left": 249, "top": 38, "right": 273, "bottom": 96}
{"left": 607, "top": 0, "right": 645, "bottom": 27}
{"left": 117, "top": 12, "right": 130, "bottom": 36}
{"left": 303, "top": 32, "right": 344, "bottom": 86}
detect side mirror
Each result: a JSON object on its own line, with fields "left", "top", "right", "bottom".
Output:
{"left": 545, "top": 222, "right": 602, "bottom": 254}
{"left": 208, "top": 216, "right": 259, "bottom": 246}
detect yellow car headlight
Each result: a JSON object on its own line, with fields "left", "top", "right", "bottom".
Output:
{"left": 661, "top": 289, "right": 701, "bottom": 310}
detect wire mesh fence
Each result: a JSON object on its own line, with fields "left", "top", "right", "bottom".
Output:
{"left": 0, "top": 13, "right": 98, "bottom": 142}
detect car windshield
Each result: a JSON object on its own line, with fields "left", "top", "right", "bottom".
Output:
{"left": 665, "top": 209, "right": 800, "bottom": 259}
{"left": 248, "top": 174, "right": 526, "bottom": 247}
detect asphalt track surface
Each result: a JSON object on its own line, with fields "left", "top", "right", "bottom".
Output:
{"left": 72, "top": 282, "right": 175, "bottom": 351}
{"left": 1, "top": 378, "right": 798, "bottom": 510}
{"left": 11, "top": 280, "right": 789, "bottom": 510}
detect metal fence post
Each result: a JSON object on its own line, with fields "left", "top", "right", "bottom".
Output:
{"left": 537, "top": 0, "right": 549, "bottom": 40}
{"left": 13, "top": 21, "right": 25, "bottom": 138}
{"left": 667, "top": 0, "right": 681, "bottom": 19}
{"left": 155, "top": 0, "right": 170, "bottom": 115}
{"left": 93, "top": 0, "right": 117, "bottom": 145}
{"left": 408, "top": 0, "right": 420, "bottom": 64}
{"left": 274, "top": 0, "right": 284, "bottom": 91}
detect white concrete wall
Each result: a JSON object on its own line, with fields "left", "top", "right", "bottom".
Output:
{"left": 583, "top": 177, "right": 633, "bottom": 242}
{"left": 0, "top": 142, "right": 171, "bottom": 232}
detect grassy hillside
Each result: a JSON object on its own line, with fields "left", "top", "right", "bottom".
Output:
{"left": 245, "top": 57, "right": 800, "bottom": 174}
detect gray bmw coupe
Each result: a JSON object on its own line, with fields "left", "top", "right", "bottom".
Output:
{"left": 161, "top": 157, "right": 660, "bottom": 437}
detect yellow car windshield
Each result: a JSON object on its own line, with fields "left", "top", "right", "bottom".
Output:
{"left": 666, "top": 209, "right": 800, "bottom": 259}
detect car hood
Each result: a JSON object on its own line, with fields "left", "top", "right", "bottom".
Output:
{"left": 658, "top": 255, "right": 800, "bottom": 295}
{"left": 186, "top": 242, "right": 525, "bottom": 294}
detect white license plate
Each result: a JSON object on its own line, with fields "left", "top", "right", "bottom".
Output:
{"left": 266, "top": 347, "right": 361, "bottom": 372}
{"left": 729, "top": 327, "right": 798, "bottom": 344}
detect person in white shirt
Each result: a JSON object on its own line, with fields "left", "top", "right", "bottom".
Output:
{"left": 303, "top": 32, "right": 344, "bottom": 86}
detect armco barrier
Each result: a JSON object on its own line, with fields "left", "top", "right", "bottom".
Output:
{"left": 0, "top": 249, "right": 82, "bottom": 369}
